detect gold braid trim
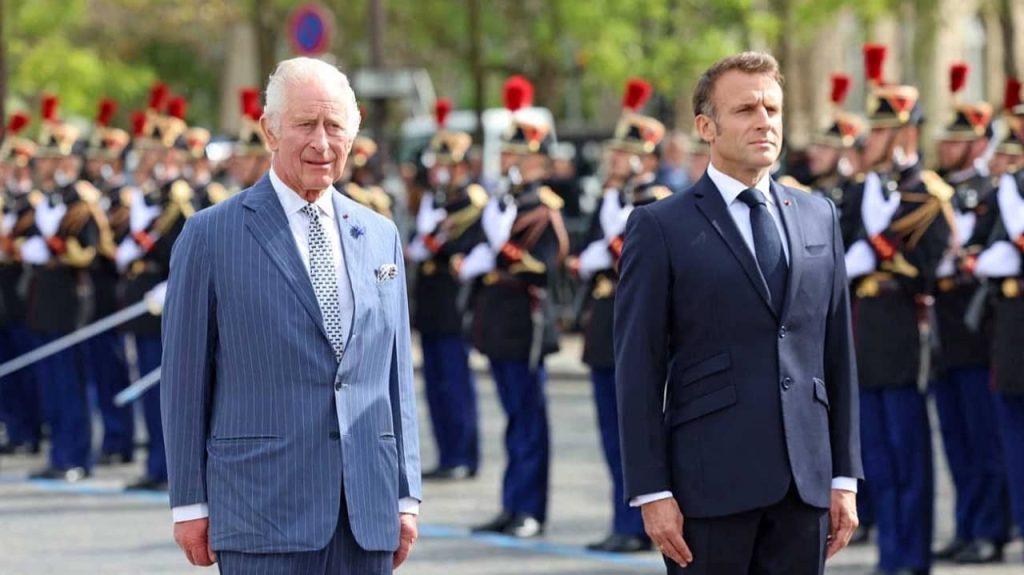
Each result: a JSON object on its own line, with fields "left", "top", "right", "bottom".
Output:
{"left": 443, "top": 201, "right": 484, "bottom": 241}
{"left": 153, "top": 180, "right": 195, "bottom": 237}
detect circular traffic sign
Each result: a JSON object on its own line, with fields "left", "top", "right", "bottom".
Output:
{"left": 288, "top": 3, "right": 333, "bottom": 56}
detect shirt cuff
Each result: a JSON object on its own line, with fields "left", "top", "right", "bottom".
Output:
{"left": 629, "top": 491, "right": 673, "bottom": 508}
{"left": 172, "top": 503, "right": 209, "bottom": 523}
{"left": 399, "top": 497, "right": 420, "bottom": 515}
{"left": 831, "top": 476, "right": 858, "bottom": 493}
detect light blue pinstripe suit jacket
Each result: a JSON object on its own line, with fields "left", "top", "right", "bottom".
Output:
{"left": 161, "top": 174, "right": 421, "bottom": 554}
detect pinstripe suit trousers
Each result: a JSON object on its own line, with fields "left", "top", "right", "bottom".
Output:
{"left": 216, "top": 486, "right": 391, "bottom": 574}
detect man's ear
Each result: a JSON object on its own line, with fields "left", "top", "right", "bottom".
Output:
{"left": 260, "top": 116, "right": 278, "bottom": 152}
{"left": 695, "top": 114, "right": 716, "bottom": 145}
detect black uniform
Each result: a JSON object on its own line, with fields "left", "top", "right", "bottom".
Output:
{"left": 854, "top": 163, "right": 953, "bottom": 389}
{"left": 471, "top": 183, "right": 568, "bottom": 362}
{"left": 413, "top": 184, "right": 486, "bottom": 336}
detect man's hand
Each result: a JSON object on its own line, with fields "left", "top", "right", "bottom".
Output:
{"left": 826, "top": 489, "right": 858, "bottom": 559}
{"left": 641, "top": 498, "right": 693, "bottom": 568}
{"left": 173, "top": 517, "right": 216, "bottom": 567}
{"left": 393, "top": 514, "right": 418, "bottom": 569}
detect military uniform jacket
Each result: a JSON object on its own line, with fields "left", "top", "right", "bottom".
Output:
{"left": 24, "top": 183, "right": 107, "bottom": 335}
{"left": 470, "top": 182, "right": 570, "bottom": 362}
{"left": 853, "top": 163, "right": 953, "bottom": 388}
{"left": 967, "top": 169, "right": 1024, "bottom": 394}
{"left": 0, "top": 188, "right": 28, "bottom": 326}
{"left": 412, "top": 184, "right": 486, "bottom": 337}
{"left": 814, "top": 175, "right": 864, "bottom": 251}
{"left": 581, "top": 180, "right": 671, "bottom": 369}
{"left": 121, "top": 178, "right": 193, "bottom": 336}
{"left": 934, "top": 168, "right": 996, "bottom": 370}
{"left": 90, "top": 182, "right": 130, "bottom": 320}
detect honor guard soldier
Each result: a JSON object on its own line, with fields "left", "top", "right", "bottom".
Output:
{"left": 407, "top": 98, "right": 486, "bottom": 481}
{"left": 340, "top": 136, "right": 393, "bottom": 218}
{"left": 224, "top": 86, "right": 270, "bottom": 197}
{"left": 686, "top": 130, "right": 711, "bottom": 185}
{"left": 808, "top": 73, "right": 877, "bottom": 545}
{"left": 845, "top": 44, "right": 953, "bottom": 575}
{"left": 807, "top": 73, "right": 868, "bottom": 249}
{"left": 117, "top": 94, "right": 194, "bottom": 490}
{"left": 461, "top": 76, "right": 570, "bottom": 537}
{"left": 971, "top": 94, "right": 1024, "bottom": 565}
{"left": 21, "top": 95, "right": 111, "bottom": 481}
{"left": 0, "top": 112, "right": 42, "bottom": 455}
{"left": 80, "top": 99, "right": 137, "bottom": 465}
{"left": 930, "top": 63, "right": 1010, "bottom": 564}
{"left": 569, "top": 78, "right": 669, "bottom": 553}
{"left": 183, "top": 123, "right": 227, "bottom": 210}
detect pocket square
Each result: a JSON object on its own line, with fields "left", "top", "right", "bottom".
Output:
{"left": 375, "top": 264, "right": 398, "bottom": 282}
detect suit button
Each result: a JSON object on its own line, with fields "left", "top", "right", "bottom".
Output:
{"left": 329, "top": 431, "right": 340, "bottom": 441}
{"left": 781, "top": 377, "right": 793, "bottom": 390}
{"left": 334, "top": 381, "right": 342, "bottom": 391}
{"left": 778, "top": 325, "right": 787, "bottom": 338}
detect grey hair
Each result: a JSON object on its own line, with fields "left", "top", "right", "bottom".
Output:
{"left": 263, "top": 57, "right": 362, "bottom": 138}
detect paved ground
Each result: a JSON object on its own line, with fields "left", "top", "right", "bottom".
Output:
{"left": 1, "top": 334, "right": 1021, "bottom": 574}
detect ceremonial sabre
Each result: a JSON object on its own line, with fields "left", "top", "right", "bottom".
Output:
{"left": 0, "top": 283, "right": 166, "bottom": 379}
{"left": 113, "top": 366, "right": 161, "bottom": 406}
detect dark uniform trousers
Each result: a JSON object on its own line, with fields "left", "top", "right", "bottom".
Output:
{"left": 80, "top": 331, "right": 135, "bottom": 458}
{"left": 420, "top": 335, "right": 478, "bottom": 471}
{"left": 0, "top": 322, "right": 42, "bottom": 448}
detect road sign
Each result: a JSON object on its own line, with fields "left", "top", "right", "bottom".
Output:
{"left": 288, "top": 3, "right": 333, "bottom": 56}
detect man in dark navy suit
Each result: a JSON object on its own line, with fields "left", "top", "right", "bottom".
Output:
{"left": 615, "top": 52, "right": 862, "bottom": 575}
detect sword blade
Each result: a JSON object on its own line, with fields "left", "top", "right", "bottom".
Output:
{"left": 0, "top": 299, "right": 150, "bottom": 379}
{"left": 113, "top": 366, "right": 161, "bottom": 406}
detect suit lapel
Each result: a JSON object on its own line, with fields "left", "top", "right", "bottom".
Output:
{"left": 332, "top": 192, "right": 366, "bottom": 349}
{"left": 242, "top": 175, "right": 331, "bottom": 343}
{"left": 773, "top": 182, "right": 805, "bottom": 322}
{"left": 693, "top": 174, "right": 774, "bottom": 315}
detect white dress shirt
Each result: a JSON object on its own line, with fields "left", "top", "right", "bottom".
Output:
{"left": 629, "top": 163, "right": 856, "bottom": 509}
{"left": 172, "top": 171, "right": 418, "bottom": 522}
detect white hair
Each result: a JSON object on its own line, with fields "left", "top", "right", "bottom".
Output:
{"left": 263, "top": 57, "right": 361, "bottom": 138}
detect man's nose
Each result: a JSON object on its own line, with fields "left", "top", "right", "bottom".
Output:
{"left": 309, "top": 124, "right": 328, "bottom": 151}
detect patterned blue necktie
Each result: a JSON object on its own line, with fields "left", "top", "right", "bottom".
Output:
{"left": 738, "top": 188, "right": 788, "bottom": 315}
{"left": 301, "top": 203, "right": 345, "bottom": 360}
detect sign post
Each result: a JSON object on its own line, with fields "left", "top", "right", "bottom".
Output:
{"left": 288, "top": 3, "right": 334, "bottom": 56}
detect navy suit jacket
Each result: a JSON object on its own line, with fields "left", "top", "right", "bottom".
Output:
{"left": 614, "top": 173, "right": 862, "bottom": 518}
{"left": 161, "top": 175, "right": 421, "bottom": 553}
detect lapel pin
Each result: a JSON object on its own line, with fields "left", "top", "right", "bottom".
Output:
{"left": 349, "top": 224, "right": 366, "bottom": 239}
{"left": 783, "top": 199, "right": 792, "bottom": 206}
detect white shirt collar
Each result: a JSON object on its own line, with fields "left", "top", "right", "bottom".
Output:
{"left": 706, "top": 162, "right": 773, "bottom": 207}
{"left": 269, "top": 168, "right": 336, "bottom": 221}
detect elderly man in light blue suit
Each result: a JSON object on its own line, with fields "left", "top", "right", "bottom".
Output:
{"left": 161, "top": 57, "right": 422, "bottom": 574}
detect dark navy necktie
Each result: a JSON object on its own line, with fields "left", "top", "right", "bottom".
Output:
{"left": 738, "top": 188, "right": 788, "bottom": 315}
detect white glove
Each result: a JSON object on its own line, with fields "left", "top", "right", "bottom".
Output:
{"left": 406, "top": 235, "right": 431, "bottom": 263}
{"left": 861, "top": 172, "right": 901, "bottom": 236}
{"left": 2, "top": 213, "right": 16, "bottom": 236}
{"left": 115, "top": 238, "right": 143, "bottom": 272}
{"left": 974, "top": 240, "right": 1022, "bottom": 278}
{"left": 415, "top": 195, "right": 447, "bottom": 236}
{"left": 145, "top": 281, "right": 168, "bottom": 316}
{"left": 844, "top": 239, "right": 877, "bottom": 279}
{"left": 482, "top": 199, "right": 517, "bottom": 249}
{"left": 129, "top": 188, "right": 160, "bottom": 234}
{"left": 34, "top": 200, "right": 67, "bottom": 238}
{"left": 936, "top": 254, "right": 956, "bottom": 279}
{"left": 599, "top": 190, "right": 632, "bottom": 239}
{"left": 577, "top": 240, "right": 614, "bottom": 280}
{"left": 953, "top": 210, "right": 976, "bottom": 248}
{"left": 19, "top": 236, "right": 51, "bottom": 265}
{"left": 457, "top": 243, "right": 496, "bottom": 282}
{"left": 997, "top": 173, "right": 1024, "bottom": 240}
